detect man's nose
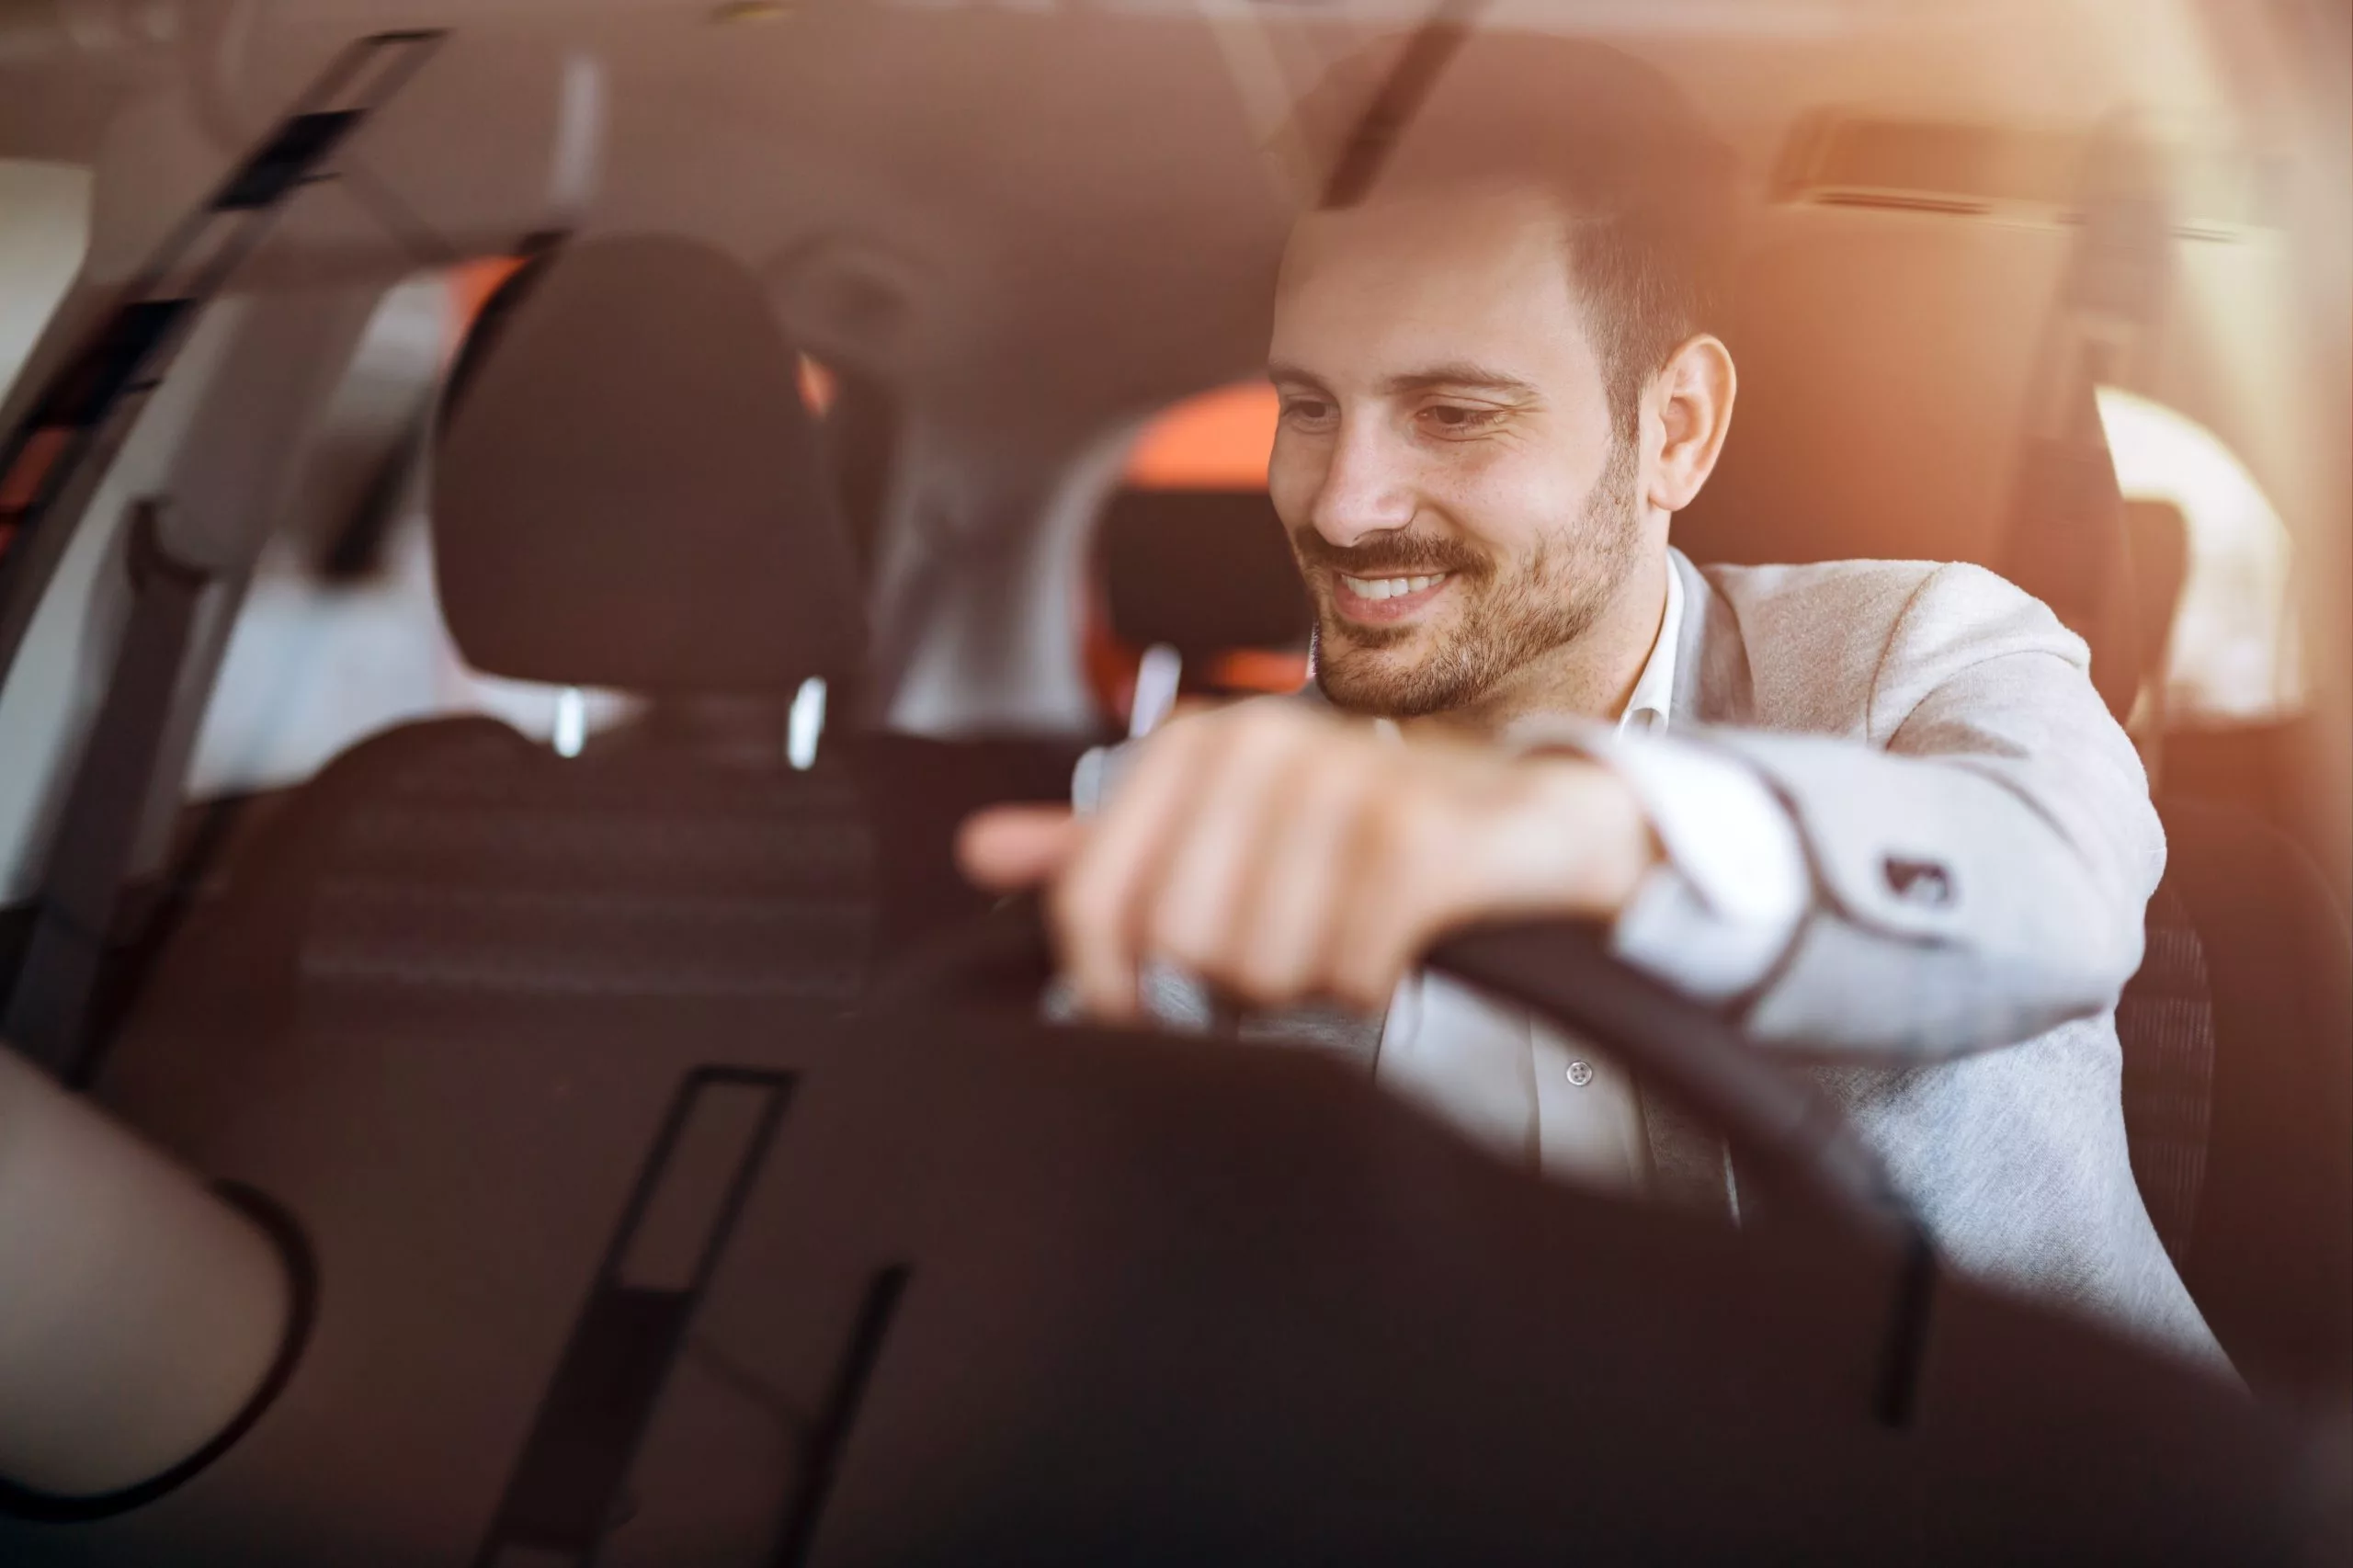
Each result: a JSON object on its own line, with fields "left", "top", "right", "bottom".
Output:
{"left": 1307, "top": 418, "right": 1416, "bottom": 548}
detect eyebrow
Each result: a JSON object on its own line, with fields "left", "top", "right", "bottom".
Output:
{"left": 1381, "top": 364, "right": 1540, "bottom": 399}
{"left": 1265, "top": 361, "right": 1540, "bottom": 400}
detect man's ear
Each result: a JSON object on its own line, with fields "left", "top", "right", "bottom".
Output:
{"left": 1643, "top": 333, "right": 1736, "bottom": 514}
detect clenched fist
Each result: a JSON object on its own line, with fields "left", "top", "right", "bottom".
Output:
{"left": 957, "top": 701, "right": 1659, "bottom": 1021}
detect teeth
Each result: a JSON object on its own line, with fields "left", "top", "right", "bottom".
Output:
{"left": 1340, "top": 573, "right": 1447, "bottom": 601}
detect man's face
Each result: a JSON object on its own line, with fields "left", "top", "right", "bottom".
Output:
{"left": 1267, "top": 183, "right": 1647, "bottom": 719}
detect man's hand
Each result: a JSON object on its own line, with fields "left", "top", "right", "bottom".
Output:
{"left": 957, "top": 702, "right": 1659, "bottom": 1022}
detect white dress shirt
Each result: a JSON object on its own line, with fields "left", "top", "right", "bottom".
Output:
{"left": 1372, "top": 557, "right": 1811, "bottom": 1194}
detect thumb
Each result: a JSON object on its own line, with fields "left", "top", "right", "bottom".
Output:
{"left": 956, "top": 804, "right": 1085, "bottom": 892}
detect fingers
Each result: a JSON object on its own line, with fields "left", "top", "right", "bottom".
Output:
{"left": 957, "top": 804, "right": 1084, "bottom": 892}
{"left": 1031, "top": 709, "right": 1658, "bottom": 1027}
{"left": 1144, "top": 710, "right": 1312, "bottom": 983}
{"left": 1059, "top": 704, "right": 1394, "bottom": 1017}
{"left": 1051, "top": 716, "right": 1220, "bottom": 1021}
{"left": 1224, "top": 745, "right": 1375, "bottom": 1005}
{"left": 1326, "top": 786, "right": 1456, "bottom": 1011}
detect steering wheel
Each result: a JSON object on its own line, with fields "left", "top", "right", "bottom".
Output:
{"left": 879, "top": 895, "right": 1925, "bottom": 1261}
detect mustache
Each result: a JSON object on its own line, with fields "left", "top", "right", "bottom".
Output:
{"left": 1289, "top": 528, "right": 1491, "bottom": 580}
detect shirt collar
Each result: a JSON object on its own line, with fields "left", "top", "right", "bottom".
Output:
{"left": 1617, "top": 552, "right": 1682, "bottom": 737}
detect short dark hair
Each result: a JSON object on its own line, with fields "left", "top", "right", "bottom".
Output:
{"left": 1287, "top": 36, "right": 1739, "bottom": 437}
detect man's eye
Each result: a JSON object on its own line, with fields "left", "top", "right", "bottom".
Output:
{"left": 1280, "top": 399, "right": 1336, "bottom": 428}
{"left": 1420, "top": 404, "right": 1502, "bottom": 436}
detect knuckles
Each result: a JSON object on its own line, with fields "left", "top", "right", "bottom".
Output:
{"left": 1148, "top": 898, "right": 1226, "bottom": 977}
{"left": 1047, "top": 858, "right": 1122, "bottom": 962}
{"left": 1049, "top": 702, "right": 1537, "bottom": 1018}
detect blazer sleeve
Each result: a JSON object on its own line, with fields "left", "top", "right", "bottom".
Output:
{"left": 1675, "top": 561, "right": 2164, "bottom": 1062}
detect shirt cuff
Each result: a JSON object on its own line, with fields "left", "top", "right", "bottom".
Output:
{"left": 1514, "top": 722, "right": 1812, "bottom": 1005}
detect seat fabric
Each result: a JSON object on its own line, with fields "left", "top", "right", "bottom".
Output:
{"left": 2116, "top": 881, "right": 2215, "bottom": 1269}
{"left": 2155, "top": 797, "right": 2353, "bottom": 1403}
{"left": 295, "top": 726, "right": 873, "bottom": 1007}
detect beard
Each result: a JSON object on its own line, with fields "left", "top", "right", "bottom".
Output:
{"left": 1300, "top": 436, "right": 1644, "bottom": 719}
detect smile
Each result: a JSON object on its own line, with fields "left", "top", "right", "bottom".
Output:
{"left": 1333, "top": 571, "right": 1452, "bottom": 623}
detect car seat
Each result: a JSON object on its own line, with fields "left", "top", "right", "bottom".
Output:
{"left": 1083, "top": 485, "right": 1312, "bottom": 733}
{"left": 119, "top": 233, "right": 1078, "bottom": 1049}
{"left": 1684, "top": 202, "right": 2353, "bottom": 1403}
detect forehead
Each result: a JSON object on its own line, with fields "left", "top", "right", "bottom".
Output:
{"left": 1270, "top": 183, "right": 1601, "bottom": 388}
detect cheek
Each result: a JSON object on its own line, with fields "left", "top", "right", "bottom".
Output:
{"left": 1425, "top": 445, "right": 1569, "bottom": 565}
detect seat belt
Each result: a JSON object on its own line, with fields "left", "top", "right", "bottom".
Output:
{"left": 5, "top": 501, "right": 212, "bottom": 1082}
{"left": 0, "top": 36, "right": 458, "bottom": 1082}
{"left": 1997, "top": 124, "right": 2175, "bottom": 724}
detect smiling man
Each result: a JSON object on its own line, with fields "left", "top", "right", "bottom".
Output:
{"left": 962, "top": 39, "right": 2223, "bottom": 1369}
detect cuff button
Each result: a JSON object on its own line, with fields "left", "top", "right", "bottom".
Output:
{"left": 1882, "top": 856, "right": 1955, "bottom": 907}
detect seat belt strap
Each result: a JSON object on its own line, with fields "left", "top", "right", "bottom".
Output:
{"left": 1997, "top": 126, "right": 2174, "bottom": 721}
{"left": 6, "top": 501, "right": 211, "bottom": 1080}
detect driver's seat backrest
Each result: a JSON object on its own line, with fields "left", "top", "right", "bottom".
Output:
{"left": 1683, "top": 207, "right": 2347, "bottom": 1401}
{"left": 1677, "top": 209, "right": 2141, "bottom": 721}
{"left": 2143, "top": 798, "right": 2353, "bottom": 1404}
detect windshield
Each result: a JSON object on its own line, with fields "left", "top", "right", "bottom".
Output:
{"left": 0, "top": 2, "right": 2346, "bottom": 1555}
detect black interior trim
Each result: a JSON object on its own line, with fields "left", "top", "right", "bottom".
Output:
{"left": 0, "top": 902, "right": 33, "bottom": 1021}
{"left": 6, "top": 499, "right": 215, "bottom": 1081}
{"left": 472, "top": 1066, "right": 795, "bottom": 1567}
{"left": 1318, "top": 0, "right": 1487, "bottom": 208}
{"left": 770, "top": 1265, "right": 914, "bottom": 1568}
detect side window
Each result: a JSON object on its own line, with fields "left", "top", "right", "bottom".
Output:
{"left": 0, "top": 160, "right": 89, "bottom": 412}
{"left": 0, "top": 162, "right": 97, "bottom": 907}
{"left": 1085, "top": 381, "right": 1308, "bottom": 733}
{"left": 2095, "top": 386, "right": 2303, "bottom": 731}
{"left": 1121, "top": 381, "right": 1281, "bottom": 492}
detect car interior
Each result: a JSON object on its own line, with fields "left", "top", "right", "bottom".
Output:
{"left": 0, "top": 0, "right": 2347, "bottom": 1562}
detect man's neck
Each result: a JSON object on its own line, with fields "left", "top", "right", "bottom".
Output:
{"left": 1400, "top": 549, "right": 1673, "bottom": 743}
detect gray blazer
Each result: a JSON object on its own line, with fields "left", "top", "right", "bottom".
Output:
{"left": 1083, "top": 549, "right": 2226, "bottom": 1372}
{"left": 1651, "top": 549, "right": 2222, "bottom": 1370}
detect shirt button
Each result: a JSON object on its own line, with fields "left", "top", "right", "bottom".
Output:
{"left": 1566, "top": 1060, "right": 1595, "bottom": 1087}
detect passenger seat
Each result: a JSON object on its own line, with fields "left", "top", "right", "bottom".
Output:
{"left": 145, "top": 235, "right": 885, "bottom": 1033}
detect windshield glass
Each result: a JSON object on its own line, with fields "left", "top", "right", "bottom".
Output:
{"left": 0, "top": 6, "right": 2346, "bottom": 1551}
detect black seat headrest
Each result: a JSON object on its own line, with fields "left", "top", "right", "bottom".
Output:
{"left": 432, "top": 234, "right": 864, "bottom": 695}
{"left": 1101, "top": 489, "right": 1311, "bottom": 662}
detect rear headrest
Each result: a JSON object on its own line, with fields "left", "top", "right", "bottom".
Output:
{"left": 1101, "top": 489, "right": 1310, "bottom": 660}
{"left": 432, "top": 234, "right": 864, "bottom": 694}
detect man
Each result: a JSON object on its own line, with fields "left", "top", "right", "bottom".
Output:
{"left": 962, "top": 39, "right": 2224, "bottom": 1369}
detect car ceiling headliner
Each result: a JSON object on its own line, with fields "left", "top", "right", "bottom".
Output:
{"left": 0, "top": 0, "right": 2267, "bottom": 430}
